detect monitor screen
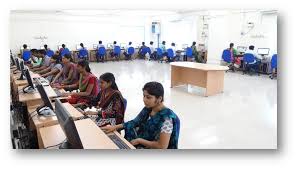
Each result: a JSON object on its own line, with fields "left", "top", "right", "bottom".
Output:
{"left": 107, "top": 43, "right": 112, "bottom": 49}
{"left": 40, "top": 46, "right": 45, "bottom": 50}
{"left": 237, "top": 46, "right": 247, "bottom": 53}
{"left": 20, "top": 46, "right": 30, "bottom": 50}
{"left": 15, "top": 58, "right": 20, "bottom": 71}
{"left": 25, "top": 68, "right": 35, "bottom": 89}
{"left": 182, "top": 44, "right": 188, "bottom": 49}
{"left": 11, "top": 55, "right": 16, "bottom": 66}
{"left": 76, "top": 45, "right": 81, "bottom": 50}
{"left": 93, "top": 44, "right": 98, "bottom": 49}
{"left": 257, "top": 48, "right": 270, "bottom": 55}
{"left": 120, "top": 43, "right": 126, "bottom": 48}
{"left": 36, "top": 79, "right": 54, "bottom": 110}
{"left": 54, "top": 99, "right": 83, "bottom": 149}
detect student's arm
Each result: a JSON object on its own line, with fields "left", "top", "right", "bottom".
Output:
{"left": 51, "top": 69, "right": 63, "bottom": 84}
{"left": 70, "top": 77, "right": 94, "bottom": 97}
{"left": 38, "top": 66, "right": 51, "bottom": 74}
{"left": 41, "top": 68, "right": 59, "bottom": 78}
{"left": 60, "top": 81, "right": 79, "bottom": 89}
{"left": 130, "top": 133, "right": 171, "bottom": 149}
{"left": 62, "top": 66, "right": 74, "bottom": 84}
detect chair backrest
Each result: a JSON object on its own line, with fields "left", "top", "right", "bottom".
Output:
{"left": 98, "top": 47, "right": 106, "bottom": 55}
{"left": 186, "top": 47, "right": 193, "bottom": 57}
{"left": 167, "top": 48, "right": 174, "bottom": 58}
{"left": 146, "top": 47, "right": 151, "bottom": 55}
{"left": 156, "top": 48, "right": 163, "bottom": 56}
{"left": 123, "top": 98, "right": 127, "bottom": 114}
{"left": 79, "top": 48, "right": 88, "bottom": 57}
{"left": 243, "top": 53, "right": 255, "bottom": 63}
{"left": 222, "top": 49, "right": 232, "bottom": 63}
{"left": 22, "top": 50, "right": 31, "bottom": 61}
{"left": 127, "top": 47, "right": 135, "bottom": 55}
{"left": 46, "top": 50, "right": 54, "bottom": 57}
{"left": 271, "top": 54, "right": 277, "bottom": 69}
{"left": 61, "top": 48, "right": 70, "bottom": 56}
{"left": 114, "top": 46, "right": 121, "bottom": 54}
{"left": 140, "top": 46, "right": 148, "bottom": 55}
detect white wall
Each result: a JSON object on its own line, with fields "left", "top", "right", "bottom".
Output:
{"left": 9, "top": 12, "right": 145, "bottom": 54}
{"left": 207, "top": 11, "right": 277, "bottom": 64}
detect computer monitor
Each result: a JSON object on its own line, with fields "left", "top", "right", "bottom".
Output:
{"left": 120, "top": 43, "right": 126, "bottom": 49}
{"left": 40, "top": 46, "right": 45, "bottom": 50}
{"left": 58, "top": 45, "right": 63, "bottom": 50}
{"left": 54, "top": 99, "right": 83, "bottom": 149}
{"left": 76, "top": 44, "right": 81, "bottom": 50}
{"left": 93, "top": 44, "right": 98, "bottom": 49}
{"left": 15, "top": 58, "right": 21, "bottom": 71}
{"left": 20, "top": 46, "right": 30, "bottom": 50}
{"left": 23, "top": 68, "right": 35, "bottom": 93}
{"left": 36, "top": 79, "right": 54, "bottom": 111}
{"left": 257, "top": 48, "right": 270, "bottom": 55}
{"left": 10, "top": 55, "right": 16, "bottom": 66}
{"left": 18, "top": 60, "right": 26, "bottom": 80}
{"left": 107, "top": 43, "right": 112, "bottom": 49}
{"left": 237, "top": 46, "right": 247, "bottom": 53}
{"left": 182, "top": 44, "right": 188, "bottom": 49}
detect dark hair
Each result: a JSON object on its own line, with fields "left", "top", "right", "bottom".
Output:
{"left": 129, "top": 42, "right": 132, "bottom": 45}
{"left": 77, "top": 60, "right": 91, "bottom": 73}
{"left": 44, "top": 44, "right": 48, "bottom": 50}
{"left": 99, "top": 41, "right": 102, "bottom": 44}
{"left": 38, "top": 49, "right": 46, "bottom": 55}
{"left": 80, "top": 43, "right": 84, "bottom": 47}
{"left": 142, "top": 81, "right": 164, "bottom": 102}
{"left": 113, "top": 41, "right": 117, "bottom": 44}
{"left": 171, "top": 43, "right": 175, "bottom": 46}
{"left": 63, "top": 53, "right": 73, "bottom": 62}
{"left": 30, "top": 49, "right": 38, "bottom": 53}
{"left": 51, "top": 55, "right": 60, "bottom": 64}
{"left": 192, "top": 41, "right": 196, "bottom": 46}
{"left": 249, "top": 45, "right": 255, "bottom": 50}
{"left": 23, "top": 44, "right": 27, "bottom": 49}
{"left": 230, "top": 43, "right": 234, "bottom": 48}
{"left": 62, "top": 44, "right": 65, "bottom": 48}
{"left": 100, "top": 72, "right": 119, "bottom": 90}
{"left": 142, "top": 42, "right": 145, "bottom": 45}
{"left": 162, "top": 41, "right": 166, "bottom": 45}
{"left": 150, "top": 41, "right": 153, "bottom": 45}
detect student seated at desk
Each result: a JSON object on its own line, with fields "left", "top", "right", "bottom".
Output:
{"left": 109, "top": 41, "right": 117, "bottom": 58}
{"left": 32, "top": 48, "right": 52, "bottom": 72}
{"left": 22, "top": 44, "right": 32, "bottom": 64}
{"left": 51, "top": 54, "right": 79, "bottom": 87}
{"left": 169, "top": 43, "right": 180, "bottom": 62}
{"left": 39, "top": 55, "right": 63, "bottom": 82}
{"left": 149, "top": 41, "right": 157, "bottom": 60}
{"left": 160, "top": 41, "right": 168, "bottom": 62}
{"left": 101, "top": 82, "right": 180, "bottom": 149}
{"left": 83, "top": 72, "right": 125, "bottom": 127}
{"left": 59, "top": 60, "right": 99, "bottom": 106}
{"left": 138, "top": 42, "right": 147, "bottom": 59}
{"left": 78, "top": 43, "right": 89, "bottom": 61}
{"left": 59, "top": 44, "right": 70, "bottom": 59}
{"left": 245, "top": 45, "right": 262, "bottom": 65}
{"left": 191, "top": 41, "right": 203, "bottom": 63}
{"left": 96, "top": 40, "right": 105, "bottom": 62}
{"left": 30, "top": 49, "right": 45, "bottom": 68}
{"left": 123, "top": 42, "right": 133, "bottom": 60}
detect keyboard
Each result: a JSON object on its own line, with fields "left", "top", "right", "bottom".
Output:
{"left": 54, "top": 88, "right": 62, "bottom": 97}
{"left": 108, "top": 134, "right": 131, "bottom": 149}
{"left": 33, "top": 77, "right": 49, "bottom": 86}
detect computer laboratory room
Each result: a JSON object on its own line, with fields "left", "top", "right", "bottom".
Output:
{"left": 9, "top": 9, "right": 277, "bottom": 149}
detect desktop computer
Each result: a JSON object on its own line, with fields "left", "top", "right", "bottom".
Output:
{"left": 257, "top": 48, "right": 270, "bottom": 56}
{"left": 35, "top": 79, "right": 55, "bottom": 117}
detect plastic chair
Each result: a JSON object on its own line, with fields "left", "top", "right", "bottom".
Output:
{"left": 126, "top": 47, "right": 135, "bottom": 60}
{"left": 22, "top": 50, "right": 31, "bottom": 62}
{"left": 114, "top": 46, "right": 121, "bottom": 60}
{"left": 270, "top": 54, "right": 277, "bottom": 79}
{"left": 167, "top": 48, "right": 174, "bottom": 62}
{"left": 243, "top": 53, "right": 259, "bottom": 75}
{"left": 46, "top": 50, "right": 54, "bottom": 57}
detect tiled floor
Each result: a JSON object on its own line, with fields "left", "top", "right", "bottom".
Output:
{"left": 89, "top": 60, "right": 277, "bottom": 149}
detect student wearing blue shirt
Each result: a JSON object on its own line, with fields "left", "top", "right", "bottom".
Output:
{"left": 123, "top": 42, "right": 133, "bottom": 60}
{"left": 22, "top": 44, "right": 31, "bottom": 63}
{"left": 78, "top": 43, "right": 89, "bottom": 61}
{"left": 59, "top": 44, "right": 70, "bottom": 58}
{"left": 96, "top": 40, "right": 105, "bottom": 62}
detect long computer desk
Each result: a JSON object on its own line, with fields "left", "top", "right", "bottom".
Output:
{"left": 170, "top": 62, "right": 229, "bottom": 96}
{"left": 27, "top": 101, "right": 84, "bottom": 148}
{"left": 39, "top": 118, "right": 135, "bottom": 149}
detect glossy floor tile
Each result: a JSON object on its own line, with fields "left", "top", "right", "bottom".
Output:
{"left": 89, "top": 60, "right": 277, "bottom": 149}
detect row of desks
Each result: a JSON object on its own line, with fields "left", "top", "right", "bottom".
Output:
{"left": 10, "top": 66, "right": 135, "bottom": 149}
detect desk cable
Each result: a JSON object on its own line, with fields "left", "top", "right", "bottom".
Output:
{"left": 44, "top": 139, "right": 66, "bottom": 149}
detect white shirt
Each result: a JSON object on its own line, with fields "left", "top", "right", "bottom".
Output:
{"left": 149, "top": 44, "right": 155, "bottom": 53}
{"left": 97, "top": 44, "right": 105, "bottom": 49}
{"left": 245, "top": 49, "right": 262, "bottom": 64}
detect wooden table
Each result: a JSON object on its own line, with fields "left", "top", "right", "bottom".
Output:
{"left": 170, "top": 62, "right": 229, "bottom": 96}
{"left": 27, "top": 102, "right": 84, "bottom": 148}
{"left": 18, "top": 85, "right": 58, "bottom": 104}
{"left": 39, "top": 118, "right": 134, "bottom": 149}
